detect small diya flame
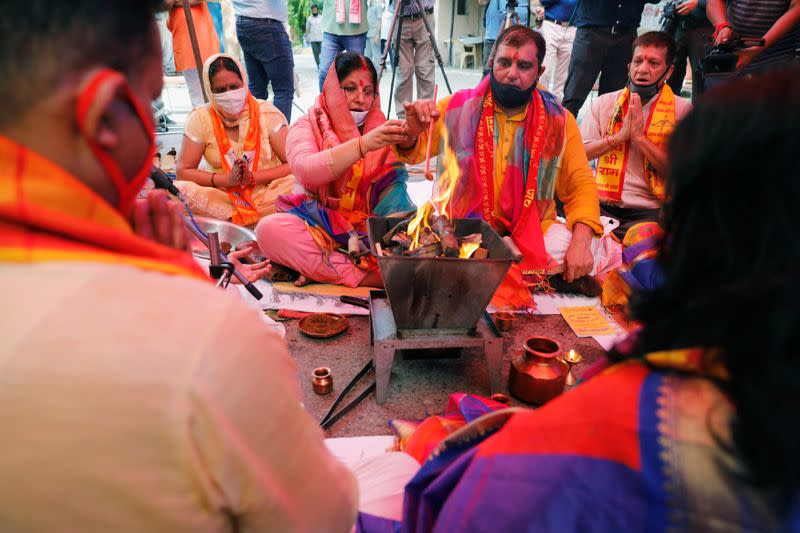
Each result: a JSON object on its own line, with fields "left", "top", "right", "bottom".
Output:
{"left": 563, "top": 349, "right": 583, "bottom": 364}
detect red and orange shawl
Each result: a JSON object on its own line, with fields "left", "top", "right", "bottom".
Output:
{"left": 438, "top": 76, "right": 568, "bottom": 308}
{"left": 302, "top": 63, "right": 414, "bottom": 231}
{"left": 0, "top": 136, "right": 206, "bottom": 280}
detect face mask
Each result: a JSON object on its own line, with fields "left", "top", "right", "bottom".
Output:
{"left": 628, "top": 70, "right": 669, "bottom": 100}
{"left": 312, "top": 12, "right": 319, "bottom": 16}
{"left": 351, "top": 109, "right": 369, "bottom": 127}
{"left": 76, "top": 69, "right": 155, "bottom": 215}
{"left": 214, "top": 87, "right": 248, "bottom": 116}
{"left": 490, "top": 70, "right": 536, "bottom": 109}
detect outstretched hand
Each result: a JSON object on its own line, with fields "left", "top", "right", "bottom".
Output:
{"left": 227, "top": 245, "right": 272, "bottom": 284}
{"left": 402, "top": 99, "right": 439, "bottom": 142}
{"left": 362, "top": 119, "right": 408, "bottom": 152}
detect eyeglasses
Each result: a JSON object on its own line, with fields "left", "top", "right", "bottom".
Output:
{"left": 340, "top": 85, "right": 377, "bottom": 99}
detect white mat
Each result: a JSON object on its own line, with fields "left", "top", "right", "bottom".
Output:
{"left": 235, "top": 279, "right": 370, "bottom": 315}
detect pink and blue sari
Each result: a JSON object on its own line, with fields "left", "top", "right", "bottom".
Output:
{"left": 358, "top": 357, "right": 796, "bottom": 532}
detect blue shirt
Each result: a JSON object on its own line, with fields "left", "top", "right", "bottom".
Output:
{"left": 232, "top": 0, "right": 288, "bottom": 22}
{"left": 572, "top": 0, "right": 658, "bottom": 30}
{"left": 484, "top": 0, "right": 530, "bottom": 41}
{"left": 541, "top": 0, "right": 578, "bottom": 23}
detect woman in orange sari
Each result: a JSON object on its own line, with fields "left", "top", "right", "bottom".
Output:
{"left": 175, "top": 53, "right": 295, "bottom": 226}
{"left": 256, "top": 52, "right": 415, "bottom": 287}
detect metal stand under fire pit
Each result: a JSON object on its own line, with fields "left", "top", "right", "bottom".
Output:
{"left": 370, "top": 291, "right": 503, "bottom": 404}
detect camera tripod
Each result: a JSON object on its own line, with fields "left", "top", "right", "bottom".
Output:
{"left": 377, "top": 0, "right": 453, "bottom": 117}
{"left": 500, "top": 0, "right": 522, "bottom": 34}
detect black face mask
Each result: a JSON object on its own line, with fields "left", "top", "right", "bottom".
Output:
{"left": 628, "top": 70, "right": 669, "bottom": 100}
{"left": 490, "top": 70, "right": 536, "bottom": 109}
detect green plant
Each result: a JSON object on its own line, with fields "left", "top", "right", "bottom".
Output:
{"left": 288, "top": 0, "right": 320, "bottom": 44}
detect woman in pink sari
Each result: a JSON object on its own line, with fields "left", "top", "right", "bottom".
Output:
{"left": 256, "top": 52, "right": 415, "bottom": 287}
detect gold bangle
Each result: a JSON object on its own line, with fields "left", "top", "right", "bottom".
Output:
{"left": 211, "top": 172, "right": 217, "bottom": 187}
{"left": 358, "top": 136, "right": 366, "bottom": 159}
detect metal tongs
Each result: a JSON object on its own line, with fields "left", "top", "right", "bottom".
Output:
{"left": 320, "top": 360, "right": 375, "bottom": 430}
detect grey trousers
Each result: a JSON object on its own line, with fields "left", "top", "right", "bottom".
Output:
{"left": 394, "top": 15, "right": 436, "bottom": 118}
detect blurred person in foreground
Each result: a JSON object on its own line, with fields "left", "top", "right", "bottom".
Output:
{"left": 359, "top": 67, "right": 800, "bottom": 533}
{"left": 0, "top": 1, "right": 358, "bottom": 530}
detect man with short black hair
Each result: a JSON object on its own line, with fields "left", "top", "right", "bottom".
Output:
{"left": 581, "top": 31, "right": 692, "bottom": 238}
{"left": 398, "top": 25, "right": 620, "bottom": 307}
{"left": 0, "top": 1, "right": 357, "bottom": 530}
{"left": 562, "top": 0, "right": 659, "bottom": 117}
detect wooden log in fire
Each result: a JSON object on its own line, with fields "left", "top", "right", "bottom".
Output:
{"left": 390, "top": 231, "right": 413, "bottom": 249}
{"left": 430, "top": 214, "right": 459, "bottom": 257}
{"left": 382, "top": 218, "right": 411, "bottom": 246}
{"left": 418, "top": 226, "right": 439, "bottom": 246}
{"left": 407, "top": 242, "right": 443, "bottom": 257}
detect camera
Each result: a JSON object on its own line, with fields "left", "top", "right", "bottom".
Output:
{"left": 660, "top": 0, "right": 679, "bottom": 36}
{"left": 702, "top": 36, "right": 765, "bottom": 76}
{"left": 700, "top": 35, "right": 765, "bottom": 90}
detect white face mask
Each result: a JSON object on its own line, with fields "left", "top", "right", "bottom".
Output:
{"left": 214, "top": 87, "right": 248, "bottom": 116}
{"left": 351, "top": 109, "right": 369, "bottom": 127}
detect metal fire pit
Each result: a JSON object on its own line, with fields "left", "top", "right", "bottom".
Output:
{"left": 367, "top": 217, "right": 517, "bottom": 333}
{"left": 366, "top": 217, "right": 519, "bottom": 403}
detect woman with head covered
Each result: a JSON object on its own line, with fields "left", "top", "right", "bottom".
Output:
{"left": 175, "top": 53, "right": 295, "bottom": 226}
{"left": 256, "top": 52, "right": 415, "bottom": 287}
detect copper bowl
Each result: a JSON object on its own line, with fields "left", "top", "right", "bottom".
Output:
{"left": 312, "top": 367, "right": 333, "bottom": 395}
{"left": 494, "top": 311, "right": 514, "bottom": 332}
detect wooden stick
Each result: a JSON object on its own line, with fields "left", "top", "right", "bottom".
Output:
{"left": 430, "top": 214, "right": 459, "bottom": 257}
{"left": 423, "top": 85, "right": 439, "bottom": 181}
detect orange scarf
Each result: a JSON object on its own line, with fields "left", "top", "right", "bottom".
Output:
{"left": 0, "top": 136, "right": 206, "bottom": 279}
{"left": 596, "top": 85, "right": 675, "bottom": 203}
{"left": 208, "top": 94, "right": 262, "bottom": 226}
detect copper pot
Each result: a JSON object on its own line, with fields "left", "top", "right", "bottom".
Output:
{"left": 312, "top": 367, "right": 333, "bottom": 395}
{"left": 509, "top": 336, "right": 568, "bottom": 405}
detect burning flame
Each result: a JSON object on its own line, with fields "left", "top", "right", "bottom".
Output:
{"left": 459, "top": 241, "right": 480, "bottom": 259}
{"left": 406, "top": 127, "right": 464, "bottom": 253}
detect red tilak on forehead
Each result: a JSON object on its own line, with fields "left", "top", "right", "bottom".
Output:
{"left": 513, "top": 51, "right": 519, "bottom": 61}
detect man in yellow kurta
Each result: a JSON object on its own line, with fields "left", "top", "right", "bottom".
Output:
{"left": 0, "top": 2, "right": 357, "bottom": 531}
{"left": 397, "top": 25, "right": 620, "bottom": 306}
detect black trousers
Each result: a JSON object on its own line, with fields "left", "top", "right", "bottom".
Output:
{"left": 600, "top": 203, "right": 661, "bottom": 241}
{"left": 667, "top": 23, "right": 713, "bottom": 101}
{"left": 562, "top": 28, "right": 636, "bottom": 117}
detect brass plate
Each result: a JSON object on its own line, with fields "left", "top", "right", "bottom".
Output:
{"left": 298, "top": 313, "right": 349, "bottom": 339}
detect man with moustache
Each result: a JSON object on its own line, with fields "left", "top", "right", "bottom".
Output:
{"left": 581, "top": 31, "right": 692, "bottom": 239}
{"left": 396, "top": 25, "right": 619, "bottom": 307}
